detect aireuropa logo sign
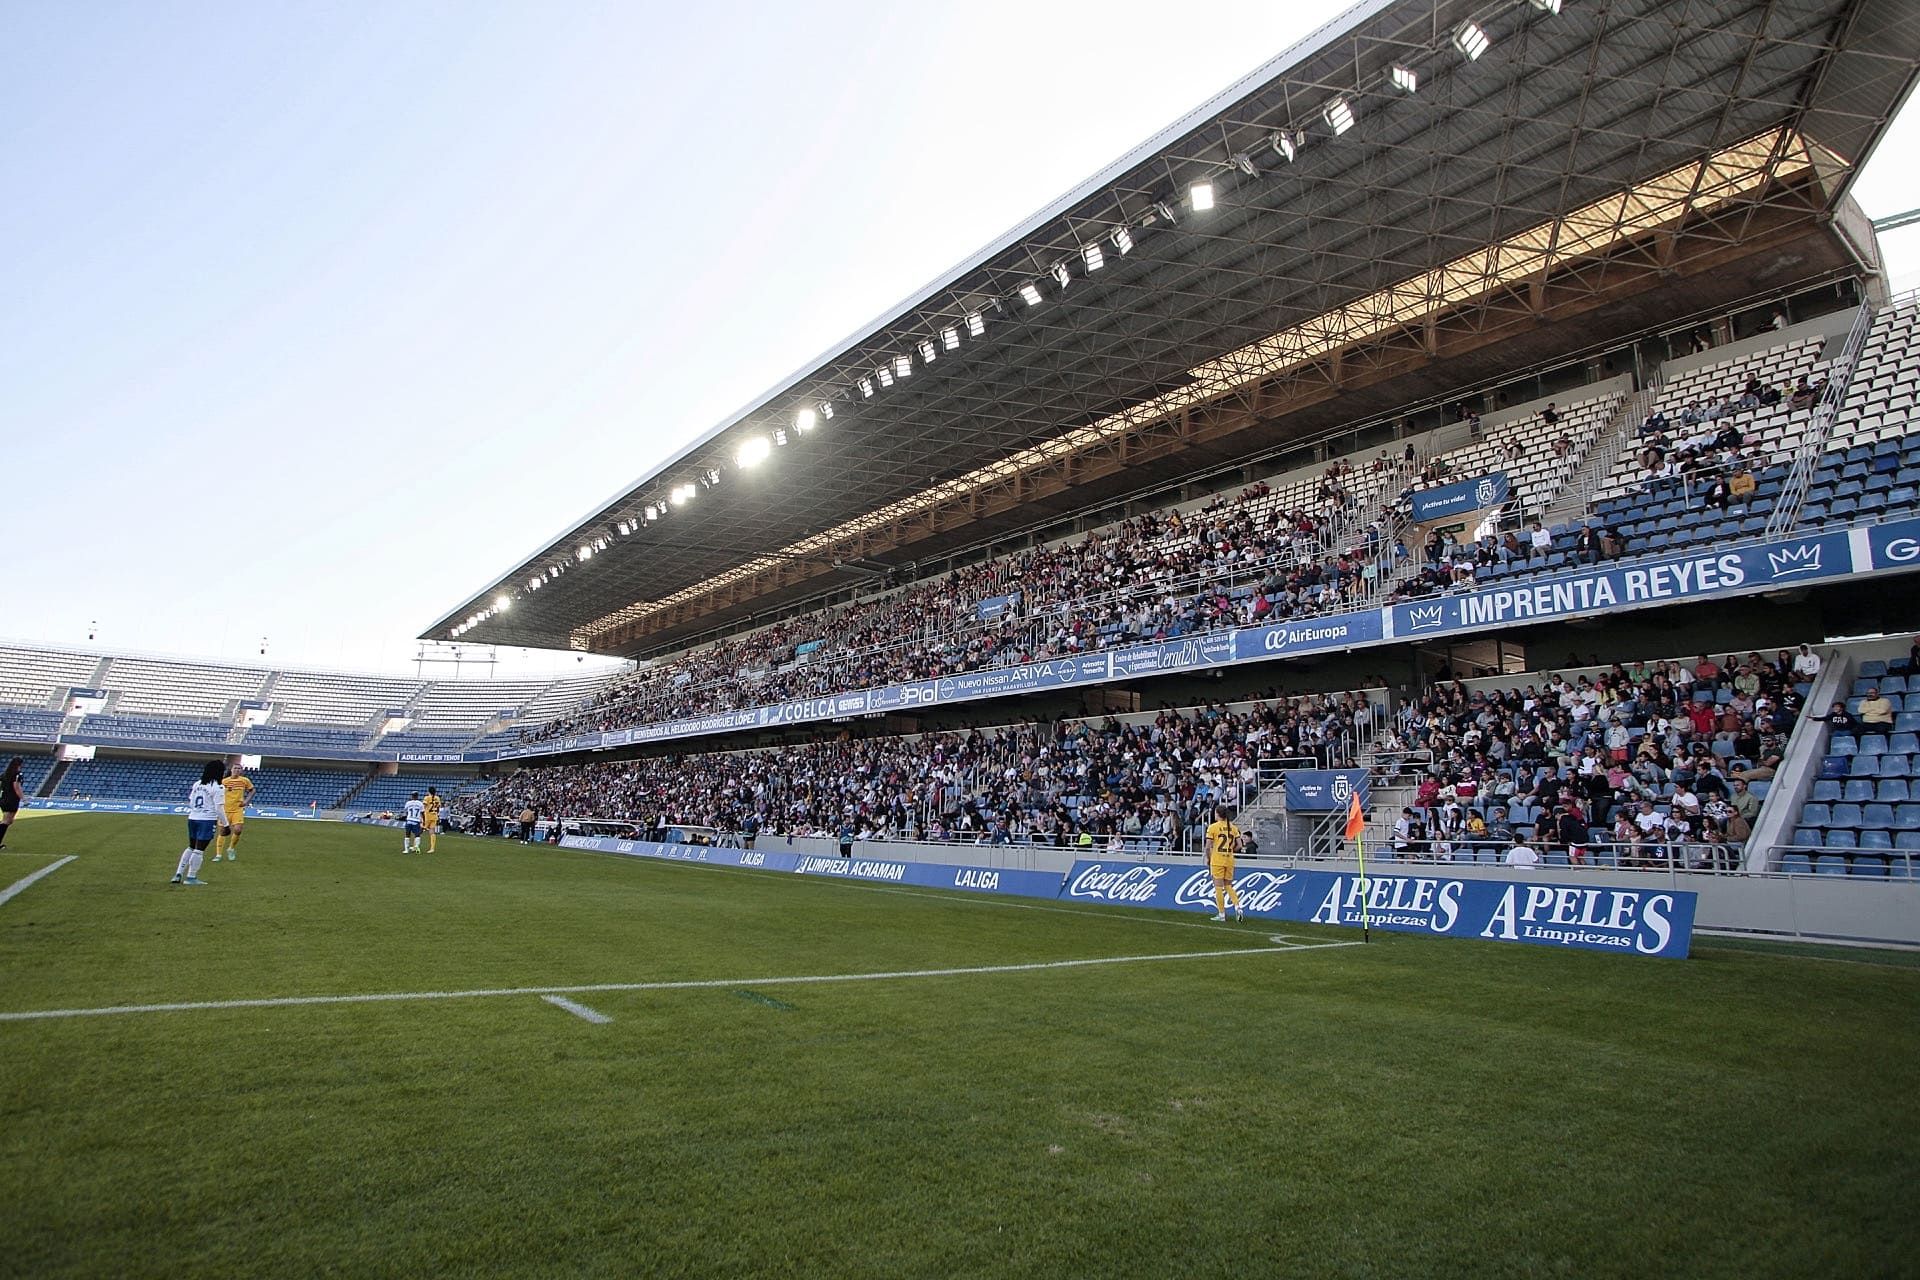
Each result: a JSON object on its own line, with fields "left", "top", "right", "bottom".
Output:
{"left": 1261, "top": 622, "right": 1352, "bottom": 653}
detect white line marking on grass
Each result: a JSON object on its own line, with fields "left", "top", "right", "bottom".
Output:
{"left": 542, "top": 994, "right": 612, "bottom": 1024}
{"left": 0, "top": 941, "right": 1362, "bottom": 1024}
{"left": 0, "top": 856, "right": 76, "bottom": 908}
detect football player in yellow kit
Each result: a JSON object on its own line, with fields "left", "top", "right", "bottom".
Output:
{"left": 422, "top": 786, "right": 443, "bottom": 853}
{"left": 216, "top": 762, "right": 254, "bottom": 861}
{"left": 1204, "top": 805, "right": 1244, "bottom": 921}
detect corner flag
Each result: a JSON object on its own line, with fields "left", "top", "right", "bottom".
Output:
{"left": 1343, "top": 788, "right": 1371, "bottom": 943}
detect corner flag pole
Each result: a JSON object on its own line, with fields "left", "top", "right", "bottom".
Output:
{"left": 1343, "top": 790, "right": 1370, "bottom": 944}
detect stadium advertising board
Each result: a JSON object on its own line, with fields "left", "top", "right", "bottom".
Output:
{"left": 975, "top": 592, "right": 1021, "bottom": 621}
{"left": 1281, "top": 769, "right": 1371, "bottom": 812}
{"left": 790, "top": 853, "right": 1064, "bottom": 898}
{"left": 562, "top": 835, "right": 1065, "bottom": 899}
{"left": 1231, "top": 610, "right": 1383, "bottom": 662}
{"left": 1059, "top": 860, "right": 1697, "bottom": 958}
{"left": 1409, "top": 471, "right": 1510, "bottom": 523}
{"left": 25, "top": 798, "right": 323, "bottom": 819}
{"left": 1388, "top": 526, "right": 1859, "bottom": 640}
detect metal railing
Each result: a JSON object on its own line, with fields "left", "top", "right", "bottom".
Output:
{"left": 1766, "top": 301, "right": 1876, "bottom": 537}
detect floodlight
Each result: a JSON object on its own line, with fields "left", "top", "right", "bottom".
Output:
{"left": 1019, "top": 282, "right": 1043, "bottom": 307}
{"left": 616, "top": 521, "right": 630, "bottom": 536}
{"left": 918, "top": 339, "right": 936, "bottom": 363}
{"left": 1082, "top": 242, "right": 1104, "bottom": 272}
{"left": 1151, "top": 200, "right": 1176, "bottom": 223}
{"left": 529, "top": 576, "right": 542, "bottom": 589}
{"left": 796, "top": 407, "right": 817, "bottom": 433}
{"left": 1391, "top": 64, "right": 1418, "bottom": 93}
{"left": 1231, "top": 153, "right": 1256, "bottom": 177}
{"left": 1454, "top": 20, "right": 1490, "bottom": 59}
{"left": 494, "top": 595, "right": 511, "bottom": 611}
{"left": 1270, "top": 130, "right": 1299, "bottom": 163}
{"left": 894, "top": 354, "right": 912, "bottom": 379}
{"left": 773, "top": 428, "right": 788, "bottom": 447}
{"left": 1530, "top": 0, "right": 1561, "bottom": 11}
{"left": 877, "top": 365, "right": 894, "bottom": 388}
{"left": 735, "top": 436, "right": 772, "bottom": 468}
{"left": 1323, "top": 97, "right": 1355, "bottom": 135}
{"left": 644, "top": 505, "right": 659, "bottom": 520}
{"left": 1051, "top": 261, "right": 1071, "bottom": 289}
{"left": 670, "top": 484, "right": 693, "bottom": 506}
{"left": 966, "top": 310, "right": 985, "bottom": 337}
{"left": 859, "top": 377, "right": 874, "bottom": 398}
{"left": 941, "top": 326, "right": 959, "bottom": 350}
{"left": 819, "top": 400, "right": 833, "bottom": 419}
{"left": 578, "top": 546, "right": 593, "bottom": 561}
{"left": 1111, "top": 226, "right": 1133, "bottom": 255}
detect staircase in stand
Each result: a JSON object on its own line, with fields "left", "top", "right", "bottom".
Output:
{"left": 37, "top": 760, "right": 70, "bottom": 799}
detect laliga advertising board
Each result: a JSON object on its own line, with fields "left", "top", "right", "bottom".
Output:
{"left": 1062, "top": 861, "right": 1697, "bottom": 958}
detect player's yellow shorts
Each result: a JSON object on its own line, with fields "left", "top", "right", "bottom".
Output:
{"left": 423, "top": 819, "right": 440, "bottom": 834}
{"left": 1208, "top": 857, "right": 1235, "bottom": 881}
{"left": 223, "top": 809, "right": 246, "bottom": 828}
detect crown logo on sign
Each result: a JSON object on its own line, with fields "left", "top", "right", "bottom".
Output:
{"left": 1767, "top": 543, "right": 1821, "bottom": 577}
{"left": 1408, "top": 605, "right": 1444, "bottom": 630}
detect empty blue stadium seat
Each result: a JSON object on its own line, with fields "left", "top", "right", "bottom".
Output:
{"left": 1843, "top": 779, "right": 1876, "bottom": 802}
{"left": 1849, "top": 756, "right": 1879, "bottom": 778}
{"left": 1887, "top": 676, "right": 1911, "bottom": 695}
{"left": 1891, "top": 731, "right": 1919, "bottom": 754}
{"left": 1826, "top": 830, "right": 1859, "bottom": 849}
{"left": 1876, "top": 754, "right": 1910, "bottom": 778}
{"left": 1896, "top": 805, "right": 1920, "bottom": 830}
{"left": 1862, "top": 734, "right": 1890, "bottom": 756}
{"left": 1861, "top": 830, "right": 1894, "bottom": 850}
{"left": 1831, "top": 803, "right": 1864, "bottom": 827}
{"left": 1793, "top": 826, "right": 1824, "bottom": 846}
{"left": 1811, "top": 780, "right": 1842, "bottom": 802}
{"left": 1880, "top": 780, "right": 1911, "bottom": 803}
{"left": 1860, "top": 660, "right": 1888, "bottom": 679}
{"left": 1816, "top": 855, "right": 1849, "bottom": 875}
{"left": 1862, "top": 803, "right": 1897, "bottom": 830}
{"left": 1779, "top": 852, "right": 1812, "bottom": 875}
{"left": 1896, "top": 714, "right": 1920, "bottom": 734}
{"left": 1830, "top": 733, "right": 1858, "bottom": 754}
{"left": 1852, "top": 856, "right": 1890, "bottom": 877}
{"left": 1820, "top": 756, "right": 1850, "bottom": 780}
{"left": 1899, "top": 831, "right": 1920, "bottom": 851}
{"left": 1801, "top": 803, "right": 1833, "bottom": 827}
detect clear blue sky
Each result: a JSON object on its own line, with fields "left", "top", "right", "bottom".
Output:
{"left": 4, "top": 1, "right": 1916, "bottom": 677}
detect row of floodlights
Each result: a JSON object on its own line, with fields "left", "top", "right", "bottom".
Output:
{"left": 453, "top": 0, "right": 1561, "bottom": 637}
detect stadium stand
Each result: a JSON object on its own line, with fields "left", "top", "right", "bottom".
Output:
{"left": 264, "top": 670, "right": 428, "bottom": 727}
{"left": 5, "top": 754, "right": 59, "bottom": 799}
{"left": 69, "top": 714, "right": 233, "bottom": 745}
{"left": 402, "top": 679, "right": 555, "bottom": 730}
{"left": 54, "top": 756, "right": 204, "bottom": 802}
{"left": 0, "top": 708, "right": 64, "bottom": 742}
{"left": 0, "top": 645, "right": 103, "bottom": 710}
{"left": 1780, "top": 643, "right": 1920, "bottom": 879}
{"left": 462, "top": 689, "right": 1383, "bottom": 848}
{"left": 1364, "top": 648, "right": 1804, "bottom": 870}
{"left": 353, "top": 773, "right": 488, "bottom": 813}
{"left": 238, "top": 724, "right": 368, "bottom": 754}
{"left": 99, "top": 655, "right": 267, "bottom": 719}
{"left": 243, "top": 764, "right": 367, "bottom": 809}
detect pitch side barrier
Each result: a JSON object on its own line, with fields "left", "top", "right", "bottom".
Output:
{"left": 1061, "top": 859, "right": 1698, "bottom": 958}
{"left": 20, "top": 798, "right": 327, "bottom": 820}
{"left": 489, "top": 516, "right": 1920, "bottom": 766}
{"left": 560, "top": 835, "right": 1065, "bottom": 898}
{"left": 561, "top": 836, "right": 1697, "bottom": 959}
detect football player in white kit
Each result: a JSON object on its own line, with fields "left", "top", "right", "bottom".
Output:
{"left": 402, "top": 792, "right": 425, "bottom": 854}
{"left": 172, "top": 760, "right": 227, "bottom": 885}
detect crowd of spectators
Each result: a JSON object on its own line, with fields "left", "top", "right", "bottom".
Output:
{"left": 1375, "top": 648, "right": 1810, "bottom": 870}
{"left": 527, "top": 462, "right": 1415, "bottom": 744}
{"left": 466, "top": 690, "right": 1382, "bottom": 849}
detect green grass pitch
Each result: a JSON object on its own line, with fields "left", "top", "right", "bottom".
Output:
{"left": 1, "top": 813, "right": 1915, "bottom": 1279}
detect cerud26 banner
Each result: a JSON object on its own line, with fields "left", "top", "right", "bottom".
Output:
{"left": 1059, "top": 861, "right": 1696, "bottom": 958}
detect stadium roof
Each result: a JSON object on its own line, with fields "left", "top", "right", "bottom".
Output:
{"left": 431, "top": 0, "right": 1920, "bottom": 657}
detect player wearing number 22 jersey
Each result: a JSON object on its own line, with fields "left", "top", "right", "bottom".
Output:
{"left": 217, "top": 764, "right": 253, "bottom": 861}
{"left": 1204, "top": 807, "right": 1244, "bottom": 922}
{"left": 422, "top": 787, "right": 442, "bottom": 853}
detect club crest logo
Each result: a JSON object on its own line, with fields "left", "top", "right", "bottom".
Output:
{"left": 1331, "top": 775, "right": 1354, "bottom": 803}
{"left": 1766, "top": 543, "right": 1822, "bottom": 579}
{"left": 1475, "top": 478, "right": 1500, "bottom": 505}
